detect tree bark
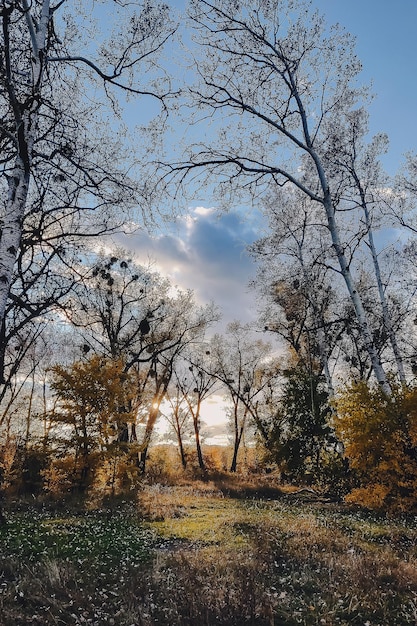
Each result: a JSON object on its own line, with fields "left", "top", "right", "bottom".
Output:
{"left": 0, "top": 0, "right": 49, "bottom": 369}
{"left": 230, "top": 405, "right": 247, "bottom": 472}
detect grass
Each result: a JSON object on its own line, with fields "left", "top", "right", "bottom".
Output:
{"left": 1, "top": 478, "right": 417, "bottom": 624}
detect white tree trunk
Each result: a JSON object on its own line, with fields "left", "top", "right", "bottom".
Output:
{"left": 0, "top": 0, "right": 49, "bottom": 339}
{"left": 322, "top": 192, "right": 391, "bottom": 395}
{"left": 362, "top": 201, "right": 406, "bottom": 383}
{"left": 0, "top": 161, "right": 30, "bottom": 331}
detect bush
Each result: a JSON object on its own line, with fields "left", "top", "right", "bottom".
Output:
{"left": 0, "top": 442, "right": 50, "bottom": 496}
{"left": 335, "top": 380, "right": 417, "bottom": 511}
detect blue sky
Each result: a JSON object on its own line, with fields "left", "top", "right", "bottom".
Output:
{"left": 122, "top": 0, "right": 417, "bottom": 331}
{"left": 317, "top": 0, "right": 417, "bottom": 174}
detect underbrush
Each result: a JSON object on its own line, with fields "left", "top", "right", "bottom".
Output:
{"left": 1, "top": 478, "right": 417, "bottom": 624}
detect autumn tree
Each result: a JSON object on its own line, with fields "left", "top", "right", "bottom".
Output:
{"left": 0, "top": 0, "right": 175, "bottom": 386}
{"left": 328, "top": 110, "right": 407, "bottom": 382}
{"left": 173, "top": 348, "right": 219, "bottom": 471}
{"left": 69, "top": 253, "right": 219, "bottom": 473}
{"left": 135, "top": 295, "right": 218, "bottom": 473}
{"left": 251, "top": 189, "right": 341, "bottom": 395}
{"left": 163, "top": 384, "right": 191, "bottom": 469}
{"left": 252, "top": 185, "right": 410, "bottom": 391}
{"left": 159, "top": 0, "right": 403, "bottom": 394}
{"left": 48, "top": 355, "right": 139, "bottom": 491}
{"left": 0, "top": 324, "right": 79, "bottom": 493}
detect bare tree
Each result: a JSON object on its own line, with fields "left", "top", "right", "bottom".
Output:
{"left": 163, "top": 384, "right": 191, "bottom": 469}
{"left": 251, "top": 189, "right": 340, "bottom": 395}
{"left": 390, "top": 154, "right": 417, "bottom": 235}
{"left": 0, "top": 0, "right": 176, "bottom": 383}
{"left": 173, "top": 348, "right": 219, "bottom": 471}
{"left": 134, "top": 298, "right": 219, "bottom": 473}
{"left": 159, "top": 0, "right": 396, "bottom": 394}
{"left": 328, "top": 109, "right": 407, "bottom": 382}
{"left": 209, "top": 323, "right": 280, "bottom": 472}
{"left": 70, "top": 252, "right": 220, "bottom": 472}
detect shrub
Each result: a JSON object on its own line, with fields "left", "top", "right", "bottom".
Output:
{"left": 335, "top": 380, "right": 417, "bottom": 511}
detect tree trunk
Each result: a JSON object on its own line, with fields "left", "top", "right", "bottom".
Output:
{"left": 294, "top": 58, "right": 392, "bottom": 395}
{"left": 230, "top": 427, "right": 244, "bottom": 472}
{"left": 0, "top": 162, "right": 30, "bottom": 377}
{"left": 176, "top": 428, "right": 187, "bottom": 469}
{"left": 321, "top": 192, "right": 392, "bottom": 395}
{"left": 193, "top": 415, "right": 205, "bottom": 471}
{"left": 230, "top": 406, "right": 247, "bottom": 472}
{"left": 138, "top": 406, "right": 159, "bottom": 474}
{"left": 0, "top": 0, "right": 49, "bottom": 377}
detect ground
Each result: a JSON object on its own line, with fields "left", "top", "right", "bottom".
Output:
{"left": 0, "top": 476, "right": 416, "bottom": 625}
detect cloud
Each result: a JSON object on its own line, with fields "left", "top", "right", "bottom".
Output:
{"left": 116, "top": 207, "right": 260, "bottom": 328}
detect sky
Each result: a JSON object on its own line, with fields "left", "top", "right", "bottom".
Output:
{"left": 318, "top": 0, "right": 417, "bottom": 173}
{"left": 114, "top": 0, "right": 417, "bottom": 442}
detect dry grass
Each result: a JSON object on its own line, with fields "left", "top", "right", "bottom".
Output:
{"left": 1, "top": 477, "right": 417, "bottom": 624}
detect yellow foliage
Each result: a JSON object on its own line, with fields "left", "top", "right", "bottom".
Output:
{"left": 345, "top": 485, "right": 390, "bottom": 510}
{"left": 42, "top": 456, "right": 78, "bottom": 496}
{"left": 334, "top": 381, "right": 417, "bottom": 511}
{"left": 46, "top": 355, "right": 140, "bottom": 492}
{"left": 91, "top": 451, "right": 141, "bottom": 497}
{"left": 0, "top": 437, "right": 19, "bottom": 493}
{"left": 50, "top": 355, "right": 138, "bottom": 444}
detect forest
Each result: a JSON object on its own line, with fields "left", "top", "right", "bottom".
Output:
{"left": 1, "top": 0, "right": 417, "bottom": 623}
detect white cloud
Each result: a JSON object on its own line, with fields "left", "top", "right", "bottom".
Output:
{"left": 115, "top": 207, "right": 261, "bottom": 329}
{"left": 193, "top": 206, "right": 215, "bottom": 216}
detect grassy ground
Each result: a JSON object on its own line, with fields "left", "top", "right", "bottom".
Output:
{"left": 1, "top": 477, "right": 417, "bottom": 625}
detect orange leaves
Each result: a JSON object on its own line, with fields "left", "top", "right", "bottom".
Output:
{"left": 47, "top": 355, "right": 140, "bottom": 493}
{"left": 50, "top": 355, "right": 138, "bottom": 440}
{"left": 335, "top": 380, "right": 417, "bottom": 511}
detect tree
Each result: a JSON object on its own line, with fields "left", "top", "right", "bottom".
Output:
{"left": 265, "top": 359, "right": 336, "bottom": 483}
{"left": 161, "top": 0, "right": 398, "bottom": 394}
{"left": 252, "top": 183, "right": 410, "bottom": 391}
{"left": 173, "top": 348, "right": 219, "bottom": 471}
{"left": 209, "top": 323, "right": 279, "bottom": 472}
{"left": 136, "top": 295, "right": 219, "bottom": 473}
{"left": 328, "top": 110, "right": 407, "bottom": 382}
{"left": 69, "top": 254, "right": 166, "bottom": 363}
{"left": 48, "top": 355, "right": 139, "bottom": 491}
{"left": 0, "top": 0, "right": 175, "bottom": 383}
{"left": 70, "top": 252, "right": 219, "bottom": 473}
{"left": 390, "top": 154, "right": 417, "bottom": 235}
{"left": 0, "top": 323, "right": 74, "bottom": 455}
{"left": 251, "top": 189, "right": 341, "bottom": 395}
{"left": 163, "top": 384, "right": 191, "bottom": 469}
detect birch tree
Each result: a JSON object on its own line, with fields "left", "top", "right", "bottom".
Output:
{"left": 328, "top": 109, "right": 407, "bottom": 382}
{"left": 0, "top": 0, "right": 175, "bottom": 381}
{"left": 251, "top": 189, "right": 340, "bottom": 395}
{"left": 161, "top": 0, "right": 396, "bottom": 394}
